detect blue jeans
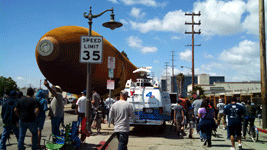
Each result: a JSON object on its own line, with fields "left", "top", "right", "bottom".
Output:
{"left": 51, "top": 117, "right": 62, "bottom": 136}
{"left": 0, "top": 125, "right": 19, "bottom": 150}
{"left": 199, "top": 118, "right": 203, "bottom": 139}
{"left": 116, "top": 132, "right": 129, "bottom": 150}
{"left": 18, "top": 120, "right": 38, "bottom": 150}
{"left": 106, "top": 108, "right": 110, "bottom": 122}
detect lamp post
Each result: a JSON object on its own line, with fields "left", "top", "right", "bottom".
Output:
{"left": 181, "top": 66, "right": 194, "bottom": 94}
{"left": 83, "top": 6, "right": 123, "bottom": 132}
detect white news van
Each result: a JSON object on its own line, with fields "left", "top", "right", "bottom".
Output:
{"left": 124, "top": 67, "right": 172, "bottom": 126}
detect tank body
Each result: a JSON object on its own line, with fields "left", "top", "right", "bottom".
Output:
{"left": 36, "top": 26, "right": 137, "bottom": 96}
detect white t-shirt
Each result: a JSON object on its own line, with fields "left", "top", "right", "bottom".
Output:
{"left": 217, "top": 103, "right": 225, "bottom": 114}
{"left": 76, "top": 96, "right": 86, "bottom": 113}
{"left": 109, "top": 100, "right": 135, "bottom": 132}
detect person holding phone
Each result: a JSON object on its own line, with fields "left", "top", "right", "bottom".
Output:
{"left": 44, "top": 80, "right": 64, "bottom": 137}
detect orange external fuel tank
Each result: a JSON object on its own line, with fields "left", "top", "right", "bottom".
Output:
{"left": 35, "top": 26, "right": 137, "bottom": 96}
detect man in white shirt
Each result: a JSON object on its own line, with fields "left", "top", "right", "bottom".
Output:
{"left": 76, "top": 90, "right": 86, "bottom": 121}
{"left": 216, "top": 99, "right": 226, "bottom": 129}
{"left": 109, "top": 90, "right": 135, "bottom": 150}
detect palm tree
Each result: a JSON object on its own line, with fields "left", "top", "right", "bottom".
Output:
{"left": 176, "top": 73, "right": 184, "bottom": 97}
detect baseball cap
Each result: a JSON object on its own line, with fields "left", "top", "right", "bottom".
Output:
{"left": 120, "top": 90, "right": 129, "bottom": 97}
{"left": 53, "top": 85, "right": 62, "bottom": 92}
{"left": 81, "top": 90, "right": 86, "bottom": 94}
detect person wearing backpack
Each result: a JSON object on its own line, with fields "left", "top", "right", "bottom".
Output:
{"left": 0, "top": 91, "right": 20, "bottom": 150}
{"left": 34, "top": 90, "right": 48, "bottom": 149}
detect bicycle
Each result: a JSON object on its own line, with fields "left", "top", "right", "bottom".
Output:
{"left": 92, "top": 108, "right": 103, "bottom": 133}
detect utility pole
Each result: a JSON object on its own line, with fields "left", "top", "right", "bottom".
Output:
{"left": 164, "top": 62, "right": 170, "bottom": 92}
{"left": 171, "top": 51, "right": 176, "bottom": 93}
{"left": 259, "top": 0, "right": 267, "bottom": 129}
{"left": 40, "top": 80, "right": 42, "bottom": 90}
{"left": 185, "top": 11, "right": 201, "bottom": 95}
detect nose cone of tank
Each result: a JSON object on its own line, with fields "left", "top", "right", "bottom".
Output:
{"left": 36, "top": 36, "right": 60, "bottom": 61}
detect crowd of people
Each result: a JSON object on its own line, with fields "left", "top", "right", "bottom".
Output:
{"left": 1, "top": 82, "right": 263, "bottom": 150}
{"left": 0, "top": 80, "right": 66, "bottom": 150}
{"left": 173, "top": 96, "right": 262, "bottom": 150}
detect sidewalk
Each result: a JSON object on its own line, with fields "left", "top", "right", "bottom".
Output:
{"left": 83, "top": 121, "right": 115, "bottom": 150}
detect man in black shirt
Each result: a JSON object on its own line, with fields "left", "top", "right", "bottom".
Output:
{"left": 14, "top": 88, "right": 40, "bottom": 150}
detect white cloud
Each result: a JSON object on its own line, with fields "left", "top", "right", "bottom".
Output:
{"left": 193, "top": 0, "right": 246, "bottom": 36}
{"left": 120, "top": 0, "right": 167, "bottom": 7}
{"left": 16, "top": 76, "right": 25, "bottom": 80}
{"left": 129, "top": 0, "right": 248, "bottom": 36}
{"left": 171, "top": 36, "right": 181, "bottom": 40}
{"left": 127, "top": 36, "right": 158, "bottom": 54}
{"left": 141, "top": 46, "right": 158, "bottom": 54}
{"left": 130, "top": 7, "right": 145, "bottom": 18}
{"left": 153, "top": 60, "right": 159, "bottom": 64}
{"left": 219, "top": 40, "right": 258, "bottom": 65}
{"left": 120, "top": 19, "right": 128, "bottom": 25}
{"left": 203, "top": 52, "right": 213, "bottom": 59}
{"left": 241, "top": 0, "right": 267, "bottom": 35}
{"left": 218, "top": 40, "right": 260, "bottom": 81}
{"left": 130, "top": 10, "right": 187, "bottom": 33}
{"left": 179, "top": 49, "right": 192, "bottom": 62}
{"left": 108, "top": 0, "right": 118, "bottom": 3}
{"left": 127, "top": 36, "right": 142, "bottom": 48}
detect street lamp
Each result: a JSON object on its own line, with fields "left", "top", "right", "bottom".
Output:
{"left": 83, "top": 6, "right": 123, "bottom": 132}
{"left": 181, "top": 66, "right": 194, "bottom": 95}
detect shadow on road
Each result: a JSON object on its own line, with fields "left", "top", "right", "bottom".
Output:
{"left": 64, "top": 109, "right": 76, "bottom": 114}
{"left": 130, "top": 125, "right": 181, "bottom": 139}
{"left": 78, "top": 143, "right": 103, "bottom": 150}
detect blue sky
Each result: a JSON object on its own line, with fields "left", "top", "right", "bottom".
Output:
{"left": 0, "top": 0, "right": 265, "bottom": 89}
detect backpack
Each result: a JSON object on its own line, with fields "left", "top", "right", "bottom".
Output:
{"left": 245, "top": 105, "right": 256, "bottom": 118}
{"left": 37, "top": 98, "right": 48, "bottom": 112}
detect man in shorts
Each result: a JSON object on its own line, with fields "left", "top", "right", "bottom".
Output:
{"left": 217, "top": 99, "right": 226, "bottom": 129}
{"left": 224, "top": 97, "right": 244, "bottom": 150}
{"left": 174, "top": 100, "right": 185, "bottom": 138}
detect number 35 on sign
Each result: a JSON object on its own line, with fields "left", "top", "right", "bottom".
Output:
{"left": 80, "top": 36, "right": 103, "bottom": 63}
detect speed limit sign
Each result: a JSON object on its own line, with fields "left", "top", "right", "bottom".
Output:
{"left": 80, "top": 36, "right": 103, "bottom": 63}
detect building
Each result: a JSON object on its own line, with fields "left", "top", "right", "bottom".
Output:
{"left": 187, "top": 75, "right": 261, "bottom": 104}
{"left": 160, "top": 74, "right": 224, "bottom": 97}
{"left": 183, "top": 74, "right": 225, "bottom": 97}
{"left": 160, "top": 76, "right": 178, "bottom": 93}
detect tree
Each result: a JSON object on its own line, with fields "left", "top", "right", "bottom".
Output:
{"left": 176, "top": 73, "right": 184, "bottom": 97}
{"left": 0, "top": 76, "right": 19, "bottom": 97}
{"left": 188, "top": 85, "right": 205, "bottom": 99}
{"left": 121, "top": 51, "right": 129, "bottom": 60}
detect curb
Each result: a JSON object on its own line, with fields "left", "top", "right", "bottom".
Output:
{"left": 257, "top": 128, "right": 267, "bottom": 134}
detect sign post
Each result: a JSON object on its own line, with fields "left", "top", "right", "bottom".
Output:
{"left": 107, "top": 56, "right": 115, "bottom": 127}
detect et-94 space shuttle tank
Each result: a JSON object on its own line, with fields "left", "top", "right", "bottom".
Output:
{"left": 35, "top": 26, "right": 137, "bottom": 97}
